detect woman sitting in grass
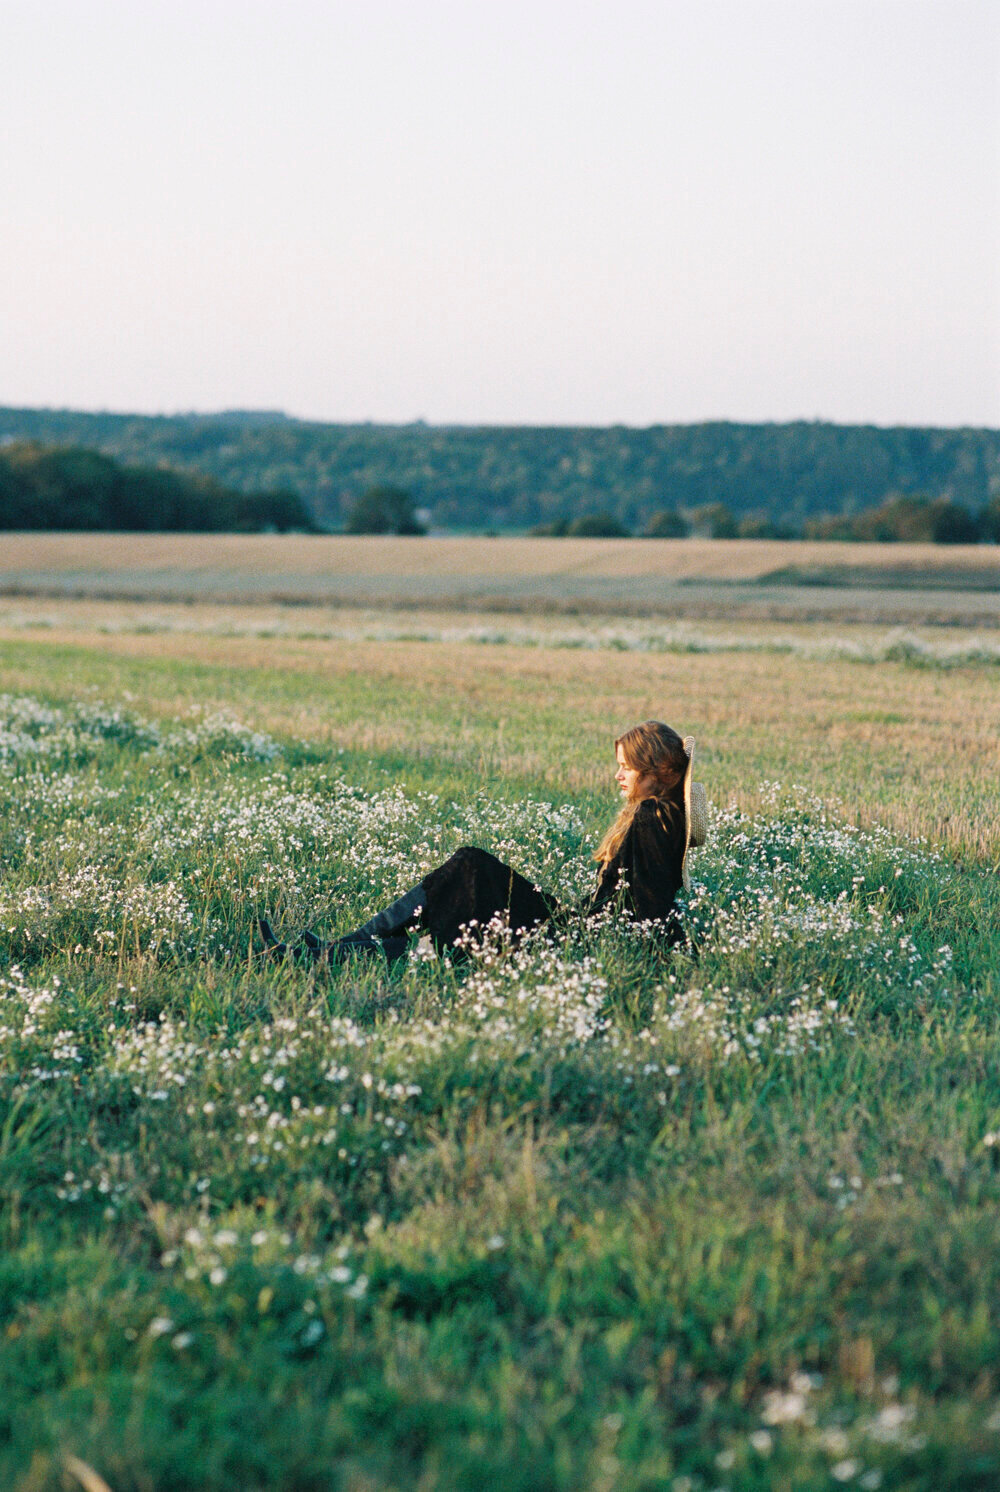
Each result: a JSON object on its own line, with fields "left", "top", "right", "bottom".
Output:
{"left": 259, "top": 720, "right": 702, "bottom": 966}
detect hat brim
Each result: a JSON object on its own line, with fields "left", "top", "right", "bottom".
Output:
{"left": 681, "top": 736, "right": 695, "bottom": 891}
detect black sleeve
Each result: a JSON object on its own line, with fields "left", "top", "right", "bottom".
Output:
{"left": 584, "top": 798, "right": 686, "bottom": 924}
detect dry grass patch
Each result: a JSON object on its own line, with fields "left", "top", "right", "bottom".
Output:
{"left": 5, "top": 535, "right": 1000, "bottom": 624}
{"left": 2, "top": 531, "right": 999, "bottom": 582}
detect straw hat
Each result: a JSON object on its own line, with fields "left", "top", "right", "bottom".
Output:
{"left": 681, "top": 735, "right": 708, "bottom": 891}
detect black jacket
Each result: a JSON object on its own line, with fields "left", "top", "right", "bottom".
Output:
{"left": 584, "top": 795, "right": 686, "bottom": 926}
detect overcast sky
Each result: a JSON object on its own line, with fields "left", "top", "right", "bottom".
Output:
{"left": 2, "top": 0, "right": 997, "bottom": 426}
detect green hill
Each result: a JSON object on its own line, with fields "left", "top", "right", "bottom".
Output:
{"left": 1, "top": 407, "right": 998, "bottom": 533}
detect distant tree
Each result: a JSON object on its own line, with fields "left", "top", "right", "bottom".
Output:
{"left": 344, "top": 484, "right": 426, "bottom": 535}
{"left": 644, "top": 508, "right": 689, "bottom": 538}
{"left": 982, "top": 499, "right": 1000, "bottom": 544}
{"left": 689, "top": 502, "right": 737, "bottom": 539}
{"left": 565, "top": 511, "right": 630, "bottom": 537}
{"left": 736, "top": 513, "right": 795, "bottom": 540}
{"left": 0, "top": 448, "right": 34, "bottom": 525}
{"left": 862, "top": 495, "right": 934, "bottom": 542}
{"left": 528, "top": 518, "right": 570, "bottom": 536}
{"left": 802, "top": 514, "right": 852, "bottom": 541}
{"left": 234, "top": 488, "right": 316, "bottom": 532}
{"left": 112, "top": 465, "right": 232, "bottom": 531}
{"left": 929, "top": 499, "right": 981, "bottom": 544}
{"left": 805, "top": 494, "right": 985, "bottom": 544}
{"left": 0, "top": 441, "right": 317, "bottom": 532}
{"left": 9, "top": 444, "right": 118, "bottom": 528}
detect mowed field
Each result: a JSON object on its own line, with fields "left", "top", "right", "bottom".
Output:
{"left": 2, "top": 532, "right": 1000, "bottom": 624}
{"left": 2, "top": 593, "right": 1000, "bottom": 1490}
{"left": 6, "top": 532, "right": 1000, "bottom": 582}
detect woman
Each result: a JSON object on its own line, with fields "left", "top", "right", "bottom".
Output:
{"left": 259, "top": 721, "right": 699, "bottom": 966}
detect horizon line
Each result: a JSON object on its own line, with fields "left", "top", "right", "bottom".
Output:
{"left": 2, "top": 402, "right": 999, "bottom": 435}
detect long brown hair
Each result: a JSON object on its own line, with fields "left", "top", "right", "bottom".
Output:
{"left": 595, "top": 720, "right": 688, "bottom": 865}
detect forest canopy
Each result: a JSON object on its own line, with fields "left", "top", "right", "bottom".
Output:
{"left": 1, "top": 408, "right": 998, "bottom": 535}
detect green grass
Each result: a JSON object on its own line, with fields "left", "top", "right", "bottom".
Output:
{"left": 2, "top": 637, "right": 1000, "bottom": 1492}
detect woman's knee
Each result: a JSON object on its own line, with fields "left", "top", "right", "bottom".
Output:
{"left": 446, "top": 845, "right": 502, "bottom": 871}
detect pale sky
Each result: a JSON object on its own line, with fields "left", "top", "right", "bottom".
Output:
{"left": 2, "top": 0, "right": 998, "bottom": 426}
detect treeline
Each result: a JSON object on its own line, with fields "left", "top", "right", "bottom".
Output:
{"left": 3, "top": 439, "right": 995, "bottom": 542}
{"left": 339, "top": 485, "right": 1000, "bottom": 543}
{"left": 0, "top": 442, "right": 316, "bottom": 532}
{"left": 528, "top": 494, "right": 1000, "bottom": 542}
{"left": 1, "top": 408, "right": 998, "bottom": 534}
{"left": 804, "top": 493, "right": 999, "bottom": 544}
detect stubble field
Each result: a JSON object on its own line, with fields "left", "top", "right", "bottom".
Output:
{"left": 2, "top": 533, "right": 1000, "bottom": 625}
{"left": 2, "top": 589, "right": 999, "bottom": 1491}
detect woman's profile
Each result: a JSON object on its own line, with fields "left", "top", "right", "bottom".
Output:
{"left": 258, "top": 720, "right": 703, "bottom": 967}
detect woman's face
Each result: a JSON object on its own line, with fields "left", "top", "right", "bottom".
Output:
{"left": 615, "top": 744, "right": 654, "bottom": 800}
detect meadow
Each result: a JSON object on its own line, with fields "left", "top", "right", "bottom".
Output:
{"left": 2, "top": 595, "right": 1000, "bottom": 1491}
{"left": 2, "top": 534, "right": 1000, "bottom": 626}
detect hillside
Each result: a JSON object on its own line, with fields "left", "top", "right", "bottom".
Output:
{"left": 2, "top": 407, "right": 998, "bottom": 533}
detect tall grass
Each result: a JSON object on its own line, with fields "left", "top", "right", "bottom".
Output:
{"left": 1, "top": 673, "right": 999, "bottom": 1491}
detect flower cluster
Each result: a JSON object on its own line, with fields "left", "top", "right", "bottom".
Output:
{"left": 707, "top": 1368, "right": 936, "bottom": 1488}
{"left": 0, "top": 692, "right": 280, "bottom": 768}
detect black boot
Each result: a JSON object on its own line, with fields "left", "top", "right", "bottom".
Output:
{"left": 257, "top": 917, "right": 289, "bottom": 961}
{"left": 324, "top": 884, "right": 426, "bottom": 967}
{"left": 294, "top": 926, "right": 359, "bottom": 962}
{"left": 324, "top": 931, "right": 408, "bottom": 968}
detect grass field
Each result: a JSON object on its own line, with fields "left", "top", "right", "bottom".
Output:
{"left": 4, "top": 595, "right": 1000, "bottom": 666}
{"left": 2, "top": 600, "right": 1000, "bottom": 1491}
{"left": 2, "top": 534, "right": 999, "bottom": 625}
{"left": 5, "top": 532, "right": 1000, "bottom": 581}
